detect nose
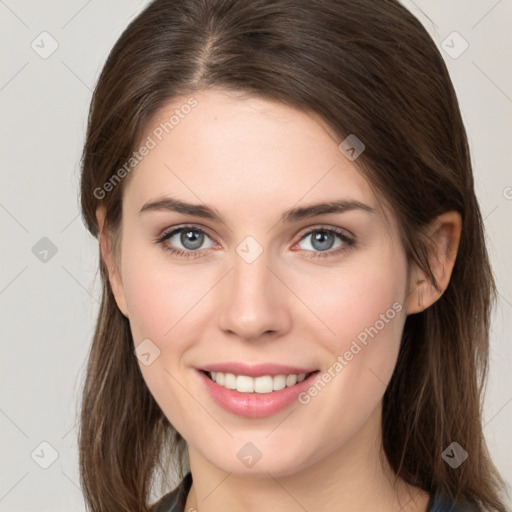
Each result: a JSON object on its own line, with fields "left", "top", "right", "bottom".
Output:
{"left": 217, "top": 248, "right": 293, "bottom": 342}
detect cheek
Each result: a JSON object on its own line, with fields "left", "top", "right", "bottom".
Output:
{"left": 290, "top": 243, "right": 408, "bottom": 389}
{"left": 120, "top": 248, "right": 215, "bottom": 432}
{"left": 336, "top": 268, "right": 405, "bottom": 353}
{"left": 298, "top": 256, "right": 406, "bottom": 345}
{"left": 290, "top": 251, "right": 408, "bottom": 446}
{"left": 121, "top": 245, "right": 216, "bottom": 352}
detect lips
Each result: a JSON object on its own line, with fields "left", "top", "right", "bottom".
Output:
{"left": 199, "top": 362, "right": 318, "bottom": 378}
{"left": 196, "top": 364, "right": 321, "bottom": 418}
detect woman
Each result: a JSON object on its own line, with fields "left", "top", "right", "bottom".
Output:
{"left": 78, "top": 1, "right": 508, "bottom": 511}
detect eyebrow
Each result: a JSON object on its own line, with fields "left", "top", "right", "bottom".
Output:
{"left": 138, "top": 197, "right": 375, "bottom": 223}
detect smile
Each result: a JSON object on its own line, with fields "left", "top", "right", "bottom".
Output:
{"left": 197, "top": 369, "right": 321, "bottom": 418}
{"left": 205, "top": 370, "right": 315, "bottom": 394}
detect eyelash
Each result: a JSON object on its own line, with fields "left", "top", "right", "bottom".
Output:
{"left": 154, "top": 224, "right": 355, "bottom": 260}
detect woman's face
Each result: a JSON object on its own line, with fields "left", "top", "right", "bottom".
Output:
{"left": 108, "top": 89, "right": 413, "bottom": 476}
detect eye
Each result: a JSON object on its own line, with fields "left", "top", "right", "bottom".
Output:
{"left": 294, "top": 227, "right": 355, "bottom": 258}
{"left": 155, "top": 225, "right": 217, "bottom": 259}
{"left": 155, "top": 224, "right": 355, "bottom": 260}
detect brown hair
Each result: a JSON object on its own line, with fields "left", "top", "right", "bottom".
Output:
{"left": 78, "top": 0, "right": 508, "bottom": 510}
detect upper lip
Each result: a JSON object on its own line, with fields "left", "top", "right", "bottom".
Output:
{"left": 199, "top": 362, "right": 318, "bottom": 378}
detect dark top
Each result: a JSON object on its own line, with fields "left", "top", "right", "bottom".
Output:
{"left": 150, "top": 472, "right": 476, "bottom": 512}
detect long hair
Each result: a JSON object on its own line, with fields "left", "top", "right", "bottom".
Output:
{"left": 78, "top": 1, "right": 508, "bottom": 510}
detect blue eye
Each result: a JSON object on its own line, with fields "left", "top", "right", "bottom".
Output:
{"left": 155, "top": 225, "right": 355, "bottom": 259}
{"left": 156, "top": 225, "right": 215, "bottom": 259}
{"left": 295, "top": 227, "right": 354, "bottom": 258}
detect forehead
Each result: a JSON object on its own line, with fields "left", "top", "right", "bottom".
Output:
{"left": 123, "top": 89, "right": 378, "bottom": 217}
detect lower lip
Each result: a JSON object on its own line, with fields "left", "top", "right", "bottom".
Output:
{"left": 197, "top": 370, "right": 320, "bottom": 418}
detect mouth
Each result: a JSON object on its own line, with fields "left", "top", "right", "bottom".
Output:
{"left": 200, "top": 369, "right": 320, "bottom": 394}
{"left": 197, "top": 368, "right": 321, "bottom": 418}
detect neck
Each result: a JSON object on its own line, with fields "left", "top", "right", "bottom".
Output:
{"left": 183, "top": 406, "right": 430, "bottom": 512}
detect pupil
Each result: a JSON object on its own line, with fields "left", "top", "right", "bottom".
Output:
{"left": 181, "top": 230, "right": 203, "bottom": 250}
{"left": 312, "top": 231, "right": 334, "bottom": 251}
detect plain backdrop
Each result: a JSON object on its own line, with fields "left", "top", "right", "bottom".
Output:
{"left": 1, "top": 1, "right": 511, "bottom": 510}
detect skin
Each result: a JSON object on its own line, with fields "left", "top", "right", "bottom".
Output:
{"left": 97, "top": 89, "right": 462, "bottom": 512}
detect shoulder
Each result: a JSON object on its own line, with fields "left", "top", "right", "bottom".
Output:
{"left": 150, "top": 472, "right": 192, "bottom": 512}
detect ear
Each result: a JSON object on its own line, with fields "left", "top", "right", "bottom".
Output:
{"left": 406, "top": 211, "right": 462, "bottom": 315}
{"left": 96, "top": 205, "right": 129, "bottom": 318}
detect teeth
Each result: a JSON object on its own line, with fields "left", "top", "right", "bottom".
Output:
{"left": 208, "top": 371, "right": 309, "bottom": 394}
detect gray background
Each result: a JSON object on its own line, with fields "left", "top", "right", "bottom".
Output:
{"left": 1, "top": 1, "right": 511, "bottom": 510}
